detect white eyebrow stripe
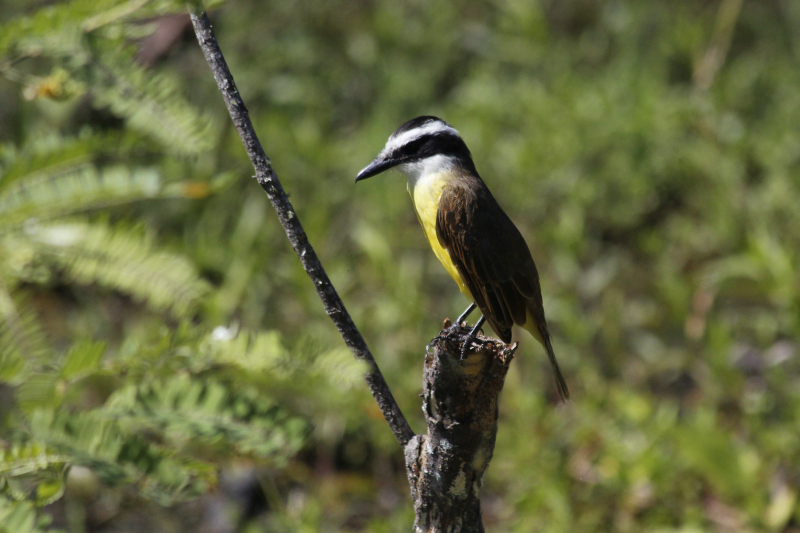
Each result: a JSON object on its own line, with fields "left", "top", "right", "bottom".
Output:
{"left": 383, "top": 121, "right": 460, "bottom": 155}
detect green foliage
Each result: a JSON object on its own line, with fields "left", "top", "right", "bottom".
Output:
{"left": 90, "top": 48, "right": 214, "bottom": 156}
{"left": 0, "top": 497, "right": 52, "bottom": 533}
{"left": 0, "top": 135, "right": 213, "bottom": 378}
{"left": 0, "top": 0, "right": 360, "bottom": 527}
{"left": 1, "top": 323, "right": 365, "bottom": 524}
{"left": 0, "top": 0, "right": 214, "bottom": 155}
{"left": 2, "top": 0, "right": 800, "bottom": 531}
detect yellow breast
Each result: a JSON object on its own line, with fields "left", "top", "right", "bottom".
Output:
{"left": 408, "top": 171, "right": 472, "bottom": 298}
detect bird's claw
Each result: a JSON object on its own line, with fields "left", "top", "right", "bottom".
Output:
{"left": 458, "top": 315, "right": 485, "bottom": 362}
{"left": 449, "top": 321, "right": 465, "bottom": 334}
{"left": 459, "top": 340, "right": 471, "bottom": 361}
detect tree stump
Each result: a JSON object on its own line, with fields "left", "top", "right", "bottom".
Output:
{"left": 404, "top": 321, "right": 516, "bottom": 533}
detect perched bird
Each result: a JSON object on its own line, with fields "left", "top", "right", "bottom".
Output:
{"left": 356, "top": 116, "right": 569, "bottom": 400}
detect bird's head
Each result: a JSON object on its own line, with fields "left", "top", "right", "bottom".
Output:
{"left": 356, "top": 116, "right": 474, "bottom": 183}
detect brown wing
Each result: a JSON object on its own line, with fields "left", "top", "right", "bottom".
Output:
{"left": 435, "top": 176, "right": 544, "bottom": 344}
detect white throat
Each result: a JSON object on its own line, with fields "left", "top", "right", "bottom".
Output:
{"left": 399, "top": 154, "right": 456, "bottom": 190}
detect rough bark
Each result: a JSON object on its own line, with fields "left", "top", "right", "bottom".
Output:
{"left": 405, "top": 321, "right": 516, "bottom": 533}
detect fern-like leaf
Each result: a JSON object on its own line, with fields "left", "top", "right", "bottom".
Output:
{"left": 0, "top": 133, "right": 109, "bottom": 192}
{"left": 105, "top": 375, "right": 307, "bottom": 459}
{"left": 20, "top": 220, "right": 209, "bottom": 316}
{"left": 0, "top": 165, "right": 173, "bottom": 231}
{"left": 0, "top": 289, "right": 51, "bottom": 384}
{"left": 92, "top": 47, "right": 214, "bottom": 156}
{"left": 0, "top": 0, "right": 222, "bottom": 58}
{"left": 0, "top": 497, "right": 51, "bottom": 533}
{"left": 0, "top": 442, "right": 69, "bottom": 506}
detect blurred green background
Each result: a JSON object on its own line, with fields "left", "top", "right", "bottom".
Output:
{"left": 1, "top": 0, "right": 800, "bottom": 531}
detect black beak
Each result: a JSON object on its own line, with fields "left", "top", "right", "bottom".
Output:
{"left": 355, "top": 156, "right": 402, "bottom": 183}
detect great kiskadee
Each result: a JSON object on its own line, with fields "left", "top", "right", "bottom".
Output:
{"left": 356, "top": 116, "right": 569, "bottom": 400}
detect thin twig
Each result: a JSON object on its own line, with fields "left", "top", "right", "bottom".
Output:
{"left": 188, "top": 8, "right": 414, "bottom": 447}
{"left": 693, "top": 0, "right": 744, "bottom": 91}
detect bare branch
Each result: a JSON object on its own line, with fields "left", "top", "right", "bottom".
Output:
{"left": 188, "top": 8, "right": 414, "bottom": 447}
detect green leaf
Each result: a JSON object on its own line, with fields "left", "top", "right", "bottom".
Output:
{"left": 0, "top": 441, "right": 70, "bottom": 510}
{"left": 33, "top": 477, "right": 66, "bottom": 507}
{"left": 0, "top": 498, "right": 49, "bottom": 533}
{"left": 60, "top": 340, "right": 106, "bottom": 381}
{"left": 0, "top": 134, "right": 104, "bottom": 193}
{"left": 16, "top": 375, "right": 59, "bottom": 413}
{"left": 0, "top": 290, "right": 50, "bottom": 384}
{"left": 92, "top": 48, "right": 214, "bottom": 156}
{"left": 0, "top": 165, "right": 166, "bottom": 230}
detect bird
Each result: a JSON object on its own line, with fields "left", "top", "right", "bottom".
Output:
{"left": 355, "top": 116, "right": 569, "bottom": 400}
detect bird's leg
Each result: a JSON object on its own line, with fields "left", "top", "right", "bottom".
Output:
{"left": 437, "top": 304, "right": 476, "bottom": 345}
{"left": 460, "top": 315, "right": 486, "bottom": 361}
{"left": 455, "top": 303, "right": 477, "bottom": 327}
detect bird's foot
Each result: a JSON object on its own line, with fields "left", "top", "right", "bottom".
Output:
{"left": 441, "top": 317, "right": 466, "bottom": 337}
{"left": 459, "top": 339, "right": 472, "bottom": 361}
{"left": 459, "top": 315, "right": 486, "bottom": 361}
{"left": 446, "top": 321, "right": 465, "bottom": 335}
